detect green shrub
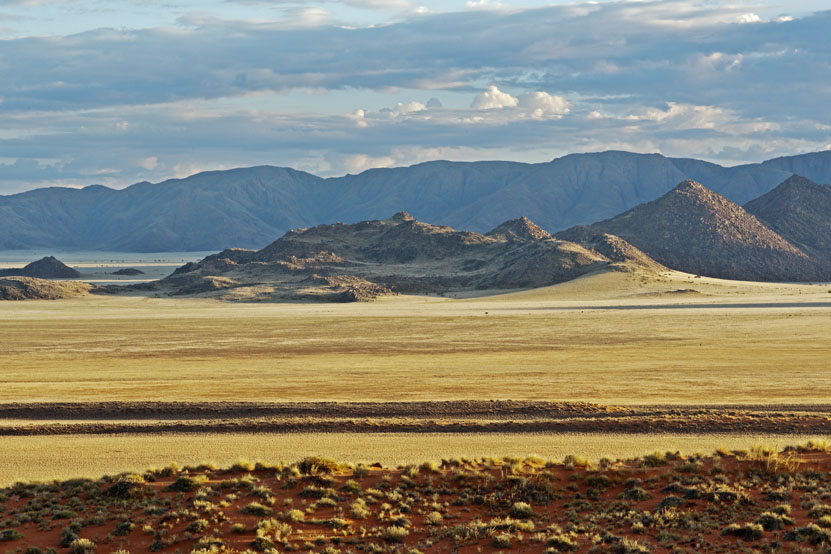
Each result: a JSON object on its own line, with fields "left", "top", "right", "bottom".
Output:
{"left": 509, "top": 502, "right": 533, "bottom": 519}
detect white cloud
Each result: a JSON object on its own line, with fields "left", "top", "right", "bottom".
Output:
{"left": 471, "top": 86, "right": 518, "bottom": 109}
{"left": 737, "top": 13, "right": 762, "bottom": 24}
{"left": 517, "top": 91, "right": 571, "bottom": 119}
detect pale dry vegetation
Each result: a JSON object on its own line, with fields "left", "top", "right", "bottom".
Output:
{"left": 1, "top": 432, "right": 828, "bottom": 486}
{"left": 0, "top": 269, "right": 829, "bottom": 404}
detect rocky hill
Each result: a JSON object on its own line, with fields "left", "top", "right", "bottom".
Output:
{"left": 556, "top": 180, "right": 828, "bottom": 282}
{"left": 744, "top": 175, "right": 831, "bottom": 261}
{"left": 144, "top": 213, "right": 651, "bottom": 301}
{"left": 0, "top": 277, "right": 94, "bottom": 300}
{"left": 0, "top": 256, "right": 80, "bottom": 279}
{"left": 5, "top": 150, "right": 831, "bottom": 252}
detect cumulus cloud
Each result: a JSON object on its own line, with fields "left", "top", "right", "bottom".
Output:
{"left": 471, "top": 86, "right": 518, "bottom": 109}
{"left": 517, "top": 91, "right": 571, "bottom": 119}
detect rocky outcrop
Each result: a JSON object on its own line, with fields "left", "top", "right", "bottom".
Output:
{"left": 0, "top": 256, "right": 81, "bottom": 279}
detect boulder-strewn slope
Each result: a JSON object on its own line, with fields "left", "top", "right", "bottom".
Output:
{"left": 6, "top": 150, "right": 831, "bottom": 252}
{"left": 557, "top": 180, "right": 827, "bottom": 282}
{"left": 0, "top": 256, "right": 80, "bottom": 279}
{"left": 744, "top": 175, "right": 831, "bottom": 261}
{"left": 148, "top": 213, "right": 648, "bottom": 301}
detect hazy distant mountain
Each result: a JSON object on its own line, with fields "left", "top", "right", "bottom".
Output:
{"left": 744, "top": 175, "right": 831, "bottom": 261}
{"left": 1, "top": 150, "right": 829, "bottom": 252}
{"left": 146, "top": 212, "right": 625, "bottom": 301}
{"left": 557, "top": 180, "right": 826, "bottom": 282}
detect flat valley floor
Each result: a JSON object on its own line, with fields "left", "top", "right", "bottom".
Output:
{"left": 2, "top": 268, "right": 830, "bottom": 483}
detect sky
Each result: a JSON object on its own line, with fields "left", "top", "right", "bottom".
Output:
{"left": 0, "top": 0, "right": 830, "bottom": 194}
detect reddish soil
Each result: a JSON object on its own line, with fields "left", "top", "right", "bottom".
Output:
{"left": 3, "top": 446, "right": 831, "bottom": 553}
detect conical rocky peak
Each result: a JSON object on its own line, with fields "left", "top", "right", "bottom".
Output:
{"left": 486, "top": 216, "right": 552, "bottom": 241}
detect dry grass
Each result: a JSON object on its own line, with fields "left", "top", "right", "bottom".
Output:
{"left": 0, "top": 269, "right": 829, "bottom": 404}
{"left": 1, "top": 432, "right": 827, "bottom": 486}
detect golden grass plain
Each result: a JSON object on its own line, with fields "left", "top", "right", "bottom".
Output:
{"left": 2, "top": 432, "right": 829, "bottom": 486}
{"left": 1, "top": 269, "right": 829, "bottom": 405}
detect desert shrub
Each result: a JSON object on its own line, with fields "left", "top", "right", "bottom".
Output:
{"left": 808, "top": 504, "right": 831, "bottom": 518}
{"left": 509, "top": 501, "right": 534, "bottom": 519}
{"left": 383, "top": 526, "right": 409, "bottom": 543}
{"left": 340, "top": 479, "right": 362, "bottom": 495}
{"left": 230, "top": 523, "right": 247, "bottom": 534}
{"left": 425, "top": 511, "right": 443, "bottom": 526}
{"left": 241, "top": 502, "right": 273, "bottom": 517}
{"left": 722, "top": 523, "right": 764, "bottom": 541}
{"left": 165, "top": 476, "right": 203, "bottom": 493}
{"left": 620, "top": 488, "right": 651, "bottom": 501}
{"left": 546, "top": 534, "right": 577, "bottom": 551}
{"left": 756, "top": 511, "right": 794, "bottom": 531}
{"left": 298, "top": 456, "right": 340, "bottom": 475}
{"left": 492, "top": 533, "right": 513, "bottom": 548}
{"left": 186, "top": 519, "right": 210, "bottom": 533}
{"left": 785, "top": 523, "right": 831, "bottom": 545}
{"left": 654, "top": 496, "right": 684, "bottom": 512}
{"left": 68, "top": 538, "right": 96, "bottom": 554}
{"left": 585, "top": 474, "right": 612, "bottom": 488}
{"left": 114, "top": 520, "right": 135, "bottom": 536}
{"left": 0, "top": 529, "right": 22, "bottom": 541}
{"left": 351, "top": 498, "right": 370, "bottom": 519}
{"left": 285, "top": 508, "right": 305, "bottom": 522}
{"left": 250, "top": 536, "right": 275, "bottom": 552}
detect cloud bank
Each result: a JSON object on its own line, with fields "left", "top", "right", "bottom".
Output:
{"left": 0, "top": 1, "right": 829, "bottom": 192}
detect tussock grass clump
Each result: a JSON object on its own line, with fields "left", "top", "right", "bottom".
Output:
{"left": 164, "top": 475, "right": 206, "bottom": 493}
{"left": 722, "top": 522, "right": 764, "bottom": 541}
{"left": 509, "top": 501, "right": 534, "bottom": 519}
{"left": 240, "top": 502, "right": 274, "bottom": 517}
{"left": 297, "top": 456, "right": 341, "bottom": 475}
{"left": 383, "top": 526, "right": 409, "bottom": 543}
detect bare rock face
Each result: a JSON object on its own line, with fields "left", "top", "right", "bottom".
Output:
{"left": 0, "top": 256, "right": 81, "bottom": 279}
{"left": 557, "top": 180, "right": 827, "bottom": 282}
{"left": 744, "top": 175, "right": 831, "bottom": 261}
{"left": 151, "top": 213, "right": 632, "bottom": 301}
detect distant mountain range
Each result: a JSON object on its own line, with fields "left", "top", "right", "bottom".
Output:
{"left": 3, "top": 150, "right": 831, "bottom": 252}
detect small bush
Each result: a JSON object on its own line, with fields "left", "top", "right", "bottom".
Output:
{"left": 383, "top": 526, "right": 409, "bottom": 543}
{"left": 546, "top": 534, "right": 577, "bottom": 551}
{"left": 509, "top": 502, "right": 533, "bottom": 519}
{"left": 492, "top": 533, "right": 513, "bottom": 548}
{"left": 164, "top": 476, "right": 202, "bottom": 492}
{"left": 756, "top": 511, "right": 794, "bottom": 531}
{"left": 620, "top": 487, "right": 652, "bottom": 501}
{"left": 722, "top": 523, "right": 764, "bottom": 541}
{"left": 425, "top": 511, "right": 443, "bottom": 525}
{"left": 240, "top": 502, "right": 274, "bottom": 517}
{"left": 69, "top": 538, "right": 96, "bottom": 554}
{"left": 186, "top": 519, "right": 210, "bottom": 533}
{"left": 298, "top": 456, "right": 340, "bottom": 475}
{"left": 0, "top": 529, "right": 22, "bottom": 541}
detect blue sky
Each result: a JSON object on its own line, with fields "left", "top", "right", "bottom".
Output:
{"left": 0, "top": 0, "right": 830, "bottom": 193}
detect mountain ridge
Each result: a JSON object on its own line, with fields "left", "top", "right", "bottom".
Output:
{"left": 0, "top": 150, "right": 827, "bottom": 252}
